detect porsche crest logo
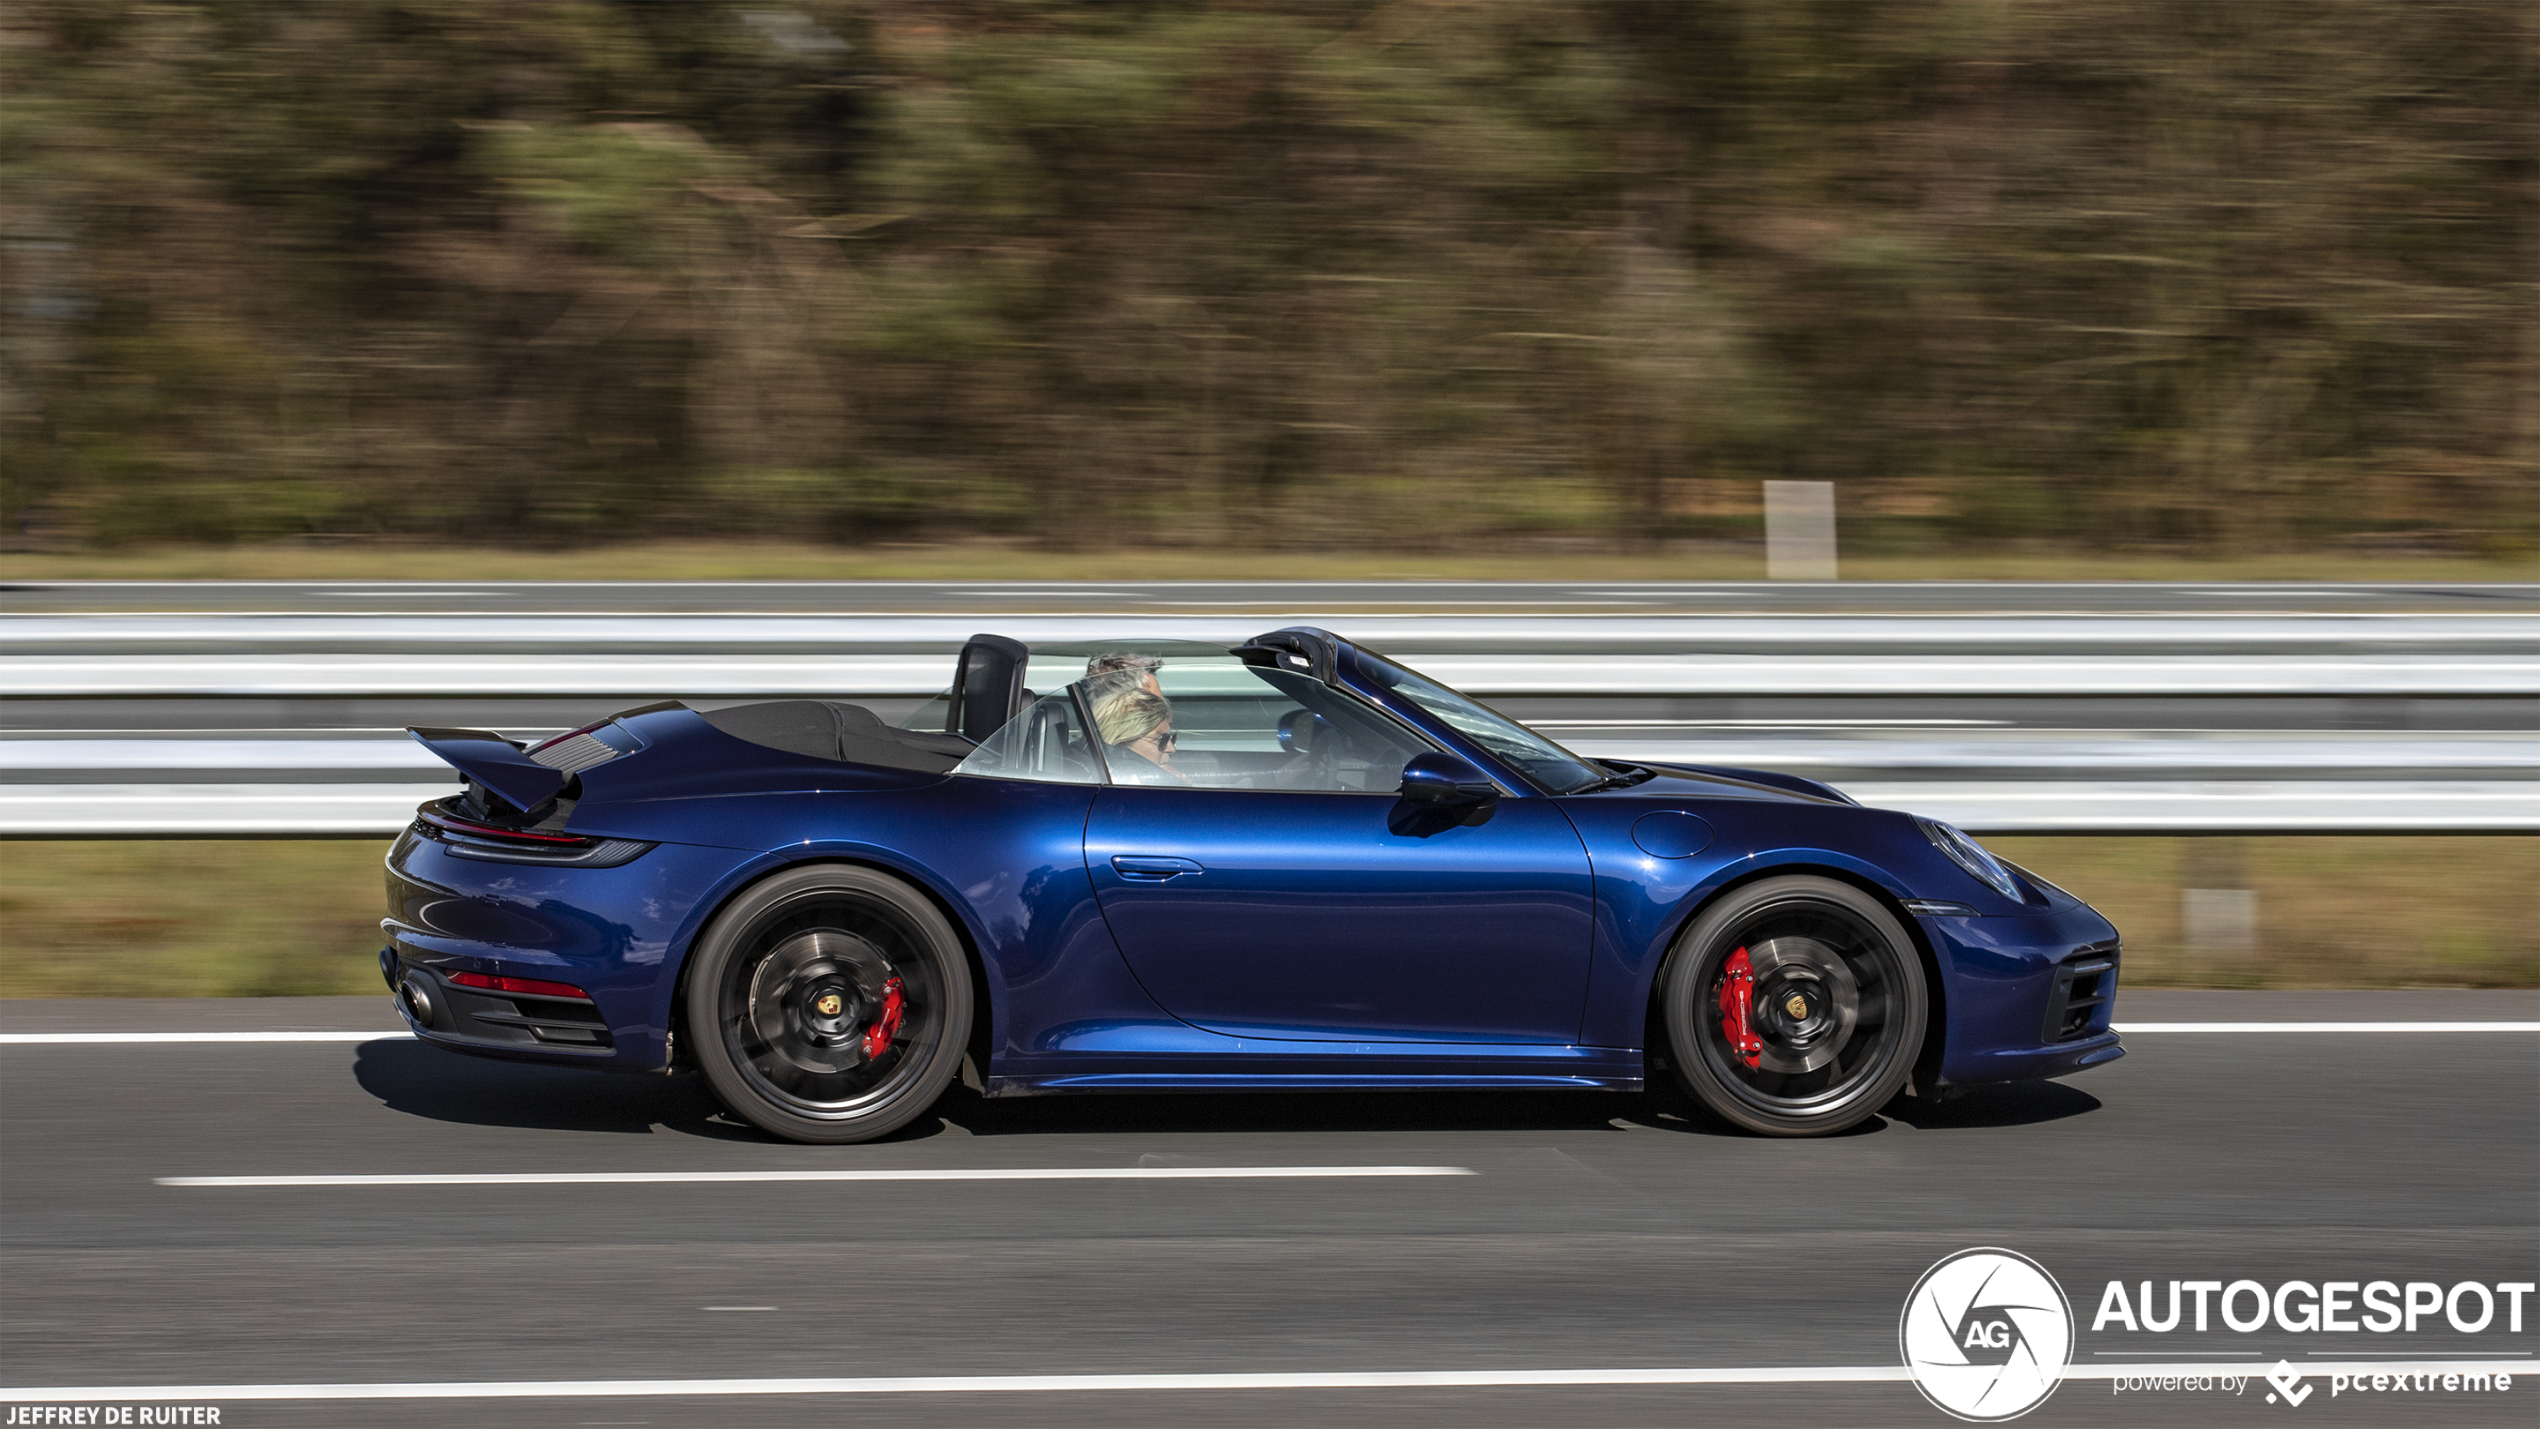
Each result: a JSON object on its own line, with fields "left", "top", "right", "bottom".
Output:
{"left": 1785, "top": 994, "right": 1809, "bottom": 1019}
{"left": 815, "top": 992, "right": 844, "bottom": 1017}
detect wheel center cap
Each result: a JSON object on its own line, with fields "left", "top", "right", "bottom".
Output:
{"left": 1784, "top": 993, "right": 1810, "bottom": 1019}
{"left": 814, "top": 991, "right": 844, "bottom": 1018}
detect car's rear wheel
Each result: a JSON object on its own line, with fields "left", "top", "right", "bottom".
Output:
{"left": 686, "top": 865, "right": 972, "bottom": 1144}
{"left": 1659, "top": 875, "right": 1926, "bottom": 1136}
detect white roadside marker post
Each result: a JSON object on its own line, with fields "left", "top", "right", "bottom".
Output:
{"left": 1763, "top": 480, "right": 1837, "bottom": 581}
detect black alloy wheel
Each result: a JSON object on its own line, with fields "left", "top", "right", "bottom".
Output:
{"left": 1660, "top": 875, "right": 1927, "bottom": 1136}
{"left": 685, "top": 865, "right": 973, "bottom": 1144}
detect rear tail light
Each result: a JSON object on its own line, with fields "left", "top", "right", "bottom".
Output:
{"left": 410, "top": 803, "right": 654, "bottom": 868}
{"left": 419, "top": 812, "right": 591, "bottom": 842}
{"left": 448, "top": 971, "right": 591, "bottom": 1000}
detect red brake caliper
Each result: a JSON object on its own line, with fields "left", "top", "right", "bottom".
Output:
{"left": 1718, "top": 947, "right": 1761, "bottom": 1069}
{"left": 862, "top": 976, "right": 906, "bottom": 1061}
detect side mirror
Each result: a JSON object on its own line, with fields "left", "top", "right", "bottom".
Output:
{"left": 1398, "top": 751, "right": 1498, "bottom": 808}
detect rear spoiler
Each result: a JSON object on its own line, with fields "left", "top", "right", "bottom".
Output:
{"left": 409, "top": 727, "right": 567, "bottom": 814}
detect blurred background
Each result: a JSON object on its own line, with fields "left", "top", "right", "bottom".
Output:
{"left": 2, "top": 16, "right": 2532, "bottom": 1418}
{"left": 1, "top": 0, "right": 2532, "bottom": 567}
{"left": 0, "top": 1, "right": 2532, "bottom": 998}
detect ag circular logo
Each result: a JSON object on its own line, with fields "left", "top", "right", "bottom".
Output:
{"left": 1899, "top": 1247, "right": 2074, "bottom": 1422}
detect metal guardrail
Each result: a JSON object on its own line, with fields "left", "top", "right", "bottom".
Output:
{"left": 9, "top": 613, "right": 2539, "bottom": 697}
{"left": 10, "top": 652, "right": 2537, "bottom": 698}
{"left": 4, "top": 613, "right": 2532, "bottom": 834}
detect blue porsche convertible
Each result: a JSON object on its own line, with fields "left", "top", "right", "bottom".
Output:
{"left": 385, "top": 627, "right": 2121, "bottom": 1142}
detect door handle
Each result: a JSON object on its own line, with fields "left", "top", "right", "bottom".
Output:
{"left": 1111, "top": 855, "right": 1203, "bottom": 881}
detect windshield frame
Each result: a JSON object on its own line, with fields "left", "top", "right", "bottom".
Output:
{"left": 946, "top": 633, "right": 1608, "bottom": 796}
{"left": 1338, "top": 643, "right": 1610, "bottom": 796}
{"left": 1066, "top": 681, "right": 1115, "bottom": 783}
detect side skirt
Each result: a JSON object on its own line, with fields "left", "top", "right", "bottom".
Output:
{"left": 984, "top": 1072, "right": 1645, "bottom": 1098}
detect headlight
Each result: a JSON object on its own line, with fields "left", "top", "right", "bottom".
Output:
{"left": 1917, "top": 817, "right": 2022, "bottom": 900}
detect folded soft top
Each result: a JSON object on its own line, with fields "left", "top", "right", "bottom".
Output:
{"left": 701, "top": 700, "right": 973, "bottom": 773}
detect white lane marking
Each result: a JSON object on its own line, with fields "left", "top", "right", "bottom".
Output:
{"left": 156, "top": 1167, "right": 1477, "bottom": 1188}
{"left": 2115, "top": 1022, "right": 2540, "bottom": 1033}
{"left": 2181, "top": 589, "right": 2365, "bottom": 598}
{"left": 1, "top": 1361, "right": 2526, "bottom": 1403}
{"left": 702, "top": 1307, "right": 775, "bottom": 1313}
{"left": 1, "top": 1031, "right": 395, "bottom": 1044}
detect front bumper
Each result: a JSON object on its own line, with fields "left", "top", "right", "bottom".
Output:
{"left": 1919, "top": 900, "right": 2127, "bottom": 1087}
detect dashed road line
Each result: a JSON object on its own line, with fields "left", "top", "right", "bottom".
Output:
{"left": 155, "top": 1166, "right": 1477, "bottom": 1188}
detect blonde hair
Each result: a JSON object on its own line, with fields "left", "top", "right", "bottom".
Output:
{"left": 1091, "top": 687, "right": 1170, "bottom": 748}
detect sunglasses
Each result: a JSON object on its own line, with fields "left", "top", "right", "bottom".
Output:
{"left": 1141, "top": 728, "right": 1178, "bottom": 751}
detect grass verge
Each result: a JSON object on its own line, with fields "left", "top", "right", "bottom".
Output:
{"left": 4, "top": 540, "right": 2531, "bottom": 585}
{"left": 1, "top": 841, "right": 394, "bottom": 998}
{"left": 1, "top": 836, "right": 2532, "bottom": 998}
{"left": 1991, "top": 835, "right": 2539, "bottom": 989}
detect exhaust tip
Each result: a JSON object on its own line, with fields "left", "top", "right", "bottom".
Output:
{"left": 400, "top": 975, "right": 436, "bottom": 1028}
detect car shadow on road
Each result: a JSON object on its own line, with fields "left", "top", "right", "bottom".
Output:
{"left": 930, "top": 1084, "right": 1683, "bottom": 1140}
{"left": 351, "top": 1038, "right": 763, "bottom": 1141}
{"left": 353, "top": 1039, "right": 2101, "bottom": 1144}
{"left": 1880, "top": 1080, "right": 2103, "bottom": 1130}
{"left": 919, "top": 1078, "right": 2100, "bottom": 1142}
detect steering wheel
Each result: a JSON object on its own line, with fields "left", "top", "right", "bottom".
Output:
{"left": 1269, "top": 709, "right": 1340, "bottom": 789}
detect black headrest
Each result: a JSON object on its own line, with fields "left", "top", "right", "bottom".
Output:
{"left": 947, "top": 634, "right": 1032, "bottom": 740}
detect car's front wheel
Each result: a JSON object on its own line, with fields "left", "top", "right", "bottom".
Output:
{"left": 1660, "top": 875, "right": 1927, "bottom": 1136}
{"left": 685, "top": 865, "right": 972, "bottom": 1144}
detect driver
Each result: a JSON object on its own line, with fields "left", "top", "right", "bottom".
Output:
{"left": 1089, "top": 686, "right": 1190, "bottom": 784}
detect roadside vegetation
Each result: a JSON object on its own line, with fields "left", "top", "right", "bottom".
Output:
{"left": 2, "top": 837, "right": 2530, "bottom": 999}
{"left": 4, "top": 2, "right": 2531, "bottom": 566}
{"left": 4, "top": 542, "right": 2530, "bottom": 585}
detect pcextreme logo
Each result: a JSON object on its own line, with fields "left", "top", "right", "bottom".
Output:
{"left": 1900, "top": 1247, "right": 2075, "bottom": 1422}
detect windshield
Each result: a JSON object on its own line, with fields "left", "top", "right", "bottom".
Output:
{"left": 1351, "top": 647, "right": 1608, "bottom": 794}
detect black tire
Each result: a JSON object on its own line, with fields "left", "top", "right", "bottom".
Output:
{"left": 685, "top": 864, "right": 973, "bottom": 1144}
{"left": 1659, "top": 875, "right": 1927, "bottom": 1137}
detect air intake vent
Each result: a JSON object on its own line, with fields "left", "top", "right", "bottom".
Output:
{"left": 530, "top": 732, "right": 619, "bottom": 774}
{"left": 2041, "top": 941, "right": 2120, "bottom": 1042}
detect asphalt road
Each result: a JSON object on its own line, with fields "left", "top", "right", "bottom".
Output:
{"left": 4, "top": 990, "right": 2534, "bottom": 1427}
{"left": 8, "top": 578, "right": 2536, "bottom": 615}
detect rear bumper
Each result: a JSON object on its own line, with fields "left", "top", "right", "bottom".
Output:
{"left": 380, "top": 823, "right": 742, "bottom": 1073}
{"left": 381, "top": 948, "right": 624, "bottom": 1065}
